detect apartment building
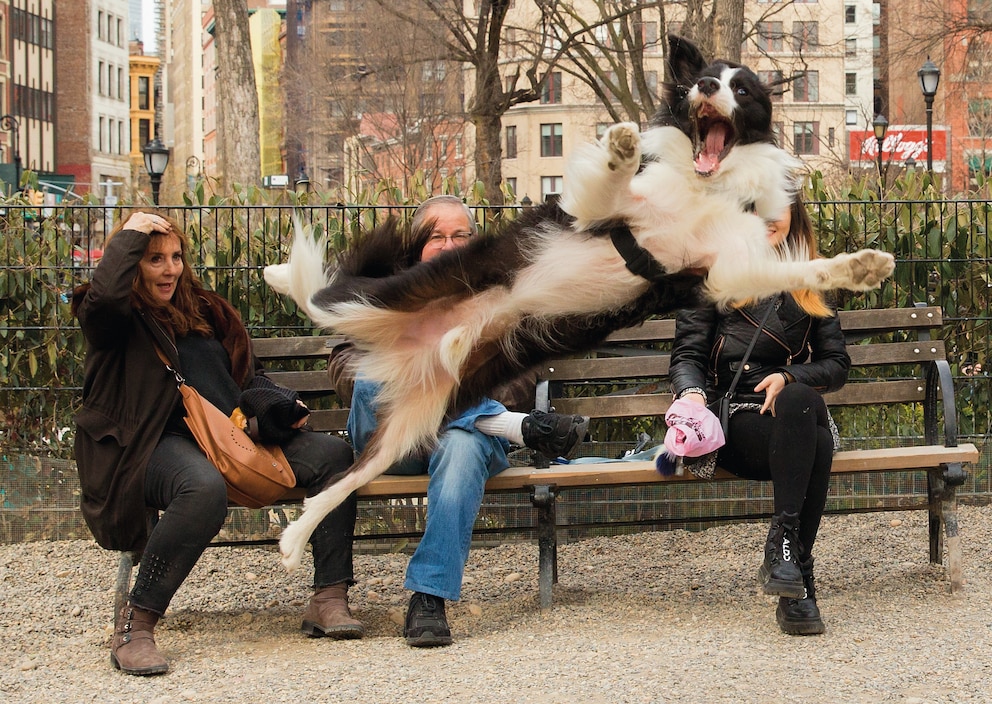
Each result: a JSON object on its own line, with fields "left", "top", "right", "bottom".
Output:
{"left": 8, "top": 0, "right": 55, "bottom": 188}
{"left": 52, "top": 0, "right": 131, "bottom": 199}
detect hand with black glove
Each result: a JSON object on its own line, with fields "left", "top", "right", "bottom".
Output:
{"left": 238, "top": 376, "right": 310, "bottom": 444}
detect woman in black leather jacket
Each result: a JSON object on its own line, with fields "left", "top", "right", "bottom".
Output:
{"left": 669, "top": 195, "right": 850, "bottom": 636}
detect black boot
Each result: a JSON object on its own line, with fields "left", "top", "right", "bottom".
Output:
{"left": 776, "top": 557, "right": 825, "bottom": 635}
{"left": 758, "top": 512, "right": 805, "bottom": 598}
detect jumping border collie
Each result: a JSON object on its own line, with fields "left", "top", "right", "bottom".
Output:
{"left": 265, "top": 36, "right": 895, "bottom": 571}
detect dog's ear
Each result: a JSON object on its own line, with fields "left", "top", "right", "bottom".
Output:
{"left": 666, "top": 35, "right": 708, "bottom": 87}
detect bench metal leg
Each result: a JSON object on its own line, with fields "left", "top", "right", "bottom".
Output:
{"left": 529, "top": 484, "right": 558, "bottom": 610}
{"left": 115, "top": 551, "right": 140, "bottom": 623}
{"left": 927, "top": 465, "right": 964, "bottom": 593}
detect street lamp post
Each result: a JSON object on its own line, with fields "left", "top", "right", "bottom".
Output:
{"left": 185, "top": 155, "right": 201, "bottom": 193}
{"left": 873, "top": 113, "right": 888, "bottom": 184}
{"left": 141, "top": 138, "right": 170, "bottom": 205}
{"left": 918, "top": 58, "right": 941, "bottom": 174}
{"left": 1, "top": 114, "right": 22, "bottom": 194}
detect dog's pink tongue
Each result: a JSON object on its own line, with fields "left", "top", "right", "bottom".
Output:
{"left": 694, "top": 123, "right": 729, "bottom": 174}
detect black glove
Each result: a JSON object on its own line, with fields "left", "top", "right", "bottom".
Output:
{"left": 238, "top": 376, "right": 309, "bottom": 444}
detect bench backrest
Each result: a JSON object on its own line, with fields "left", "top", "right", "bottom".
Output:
{"left": 252, "top": 306, "right": 946, "bottom": 440}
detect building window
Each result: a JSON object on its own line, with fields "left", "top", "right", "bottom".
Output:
{"left": 139, "top": 76, "right": 150, "bottom": 110}
{"left": 541, "top": 176, "right": 562, "bottom": 201}
{"left": 793, "top": 71, "right": 819, "bottom": 102}
{"left": 828, "top": 127, "right": 835, "bottom": 148}
{"left": 846, "top": 109, "right": 858, "bottom": 125}
{"left": 139, "top": 118, "right": 151, "bottom": 148}
{"left": 636, "top": 20, "right": 659, "bottom": 53}
{"left": 540, "top": 123, "right": 563, "bottom": 157}
{"left": 846, "top": 38, "right": 857, "bottom": 57}
{"left": 98, "top": 11, "right": 103, "bottom": 40}
{"left": 98, "top": 61, "right": 104, "bottom": 95}
{"left": 505, "top": 177, "right": 517, "bottom": 198}
{"left": 505, "top": 125, "right": 518, "bottom": 159}
{"left": 846, "top": 5, "right": 856, "bottom": 22}
{"left": 968, "top": 99, "right": 992, "bottom": 135}
{"left": 99, "top": 117, "right": 105, "bottom": 152}
{"left": 541, "top": 71, "right": 562, "bottom": 104}
{"left": 757, "top": 21, "right": 784, "bottom": 52}
{"left": 793, "top": 121, "right": 818, "bottom": 155}
{"left": 845, "top": 73, "right": 857, "bottom": 95}
{"left": 793, "top": 21, "right": 818, "bottom": 52}
{"left": 758, "top": 71, "right": 784, "bottom": 102}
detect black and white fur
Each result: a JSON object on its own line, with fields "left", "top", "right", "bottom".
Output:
{"left": 265, "top": 36, "right": 894, "bottom": 570}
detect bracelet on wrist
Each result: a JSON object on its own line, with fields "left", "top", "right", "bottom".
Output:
{"left": 677, "top": 386, "right": 707, "bottom": 400}
{"left": 779, "top": 371, "right": 791, "bottom": 385}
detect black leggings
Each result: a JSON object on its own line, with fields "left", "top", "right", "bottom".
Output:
{"left": 716, "top": 383, "right": 833, "bottom": 556}
{"left": 132, "top": 430, "right": 356, "bottom": 616}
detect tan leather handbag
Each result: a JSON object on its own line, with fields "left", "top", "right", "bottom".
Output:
{"left": 158, "top": 348, "right": 296, "bottom": 508}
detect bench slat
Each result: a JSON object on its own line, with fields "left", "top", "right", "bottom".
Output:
{"left": 264, "top": 443, "right": 978, "bottom": 501}
{"left": 253, "top": 335, "right": 343, "bottom": 359}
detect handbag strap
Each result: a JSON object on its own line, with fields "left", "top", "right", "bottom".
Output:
{"left": 723, "top": 298, "right": 777, "bottom": 399}
{"left": 153, "top": 344, "right": 186, "bottom": 386}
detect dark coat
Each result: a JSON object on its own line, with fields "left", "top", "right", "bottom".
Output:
{"left": 72, "top": 228, "right": 254, "bottom": 551}
{"left": 669, "top": 294, "right": 850, "bottom": 405}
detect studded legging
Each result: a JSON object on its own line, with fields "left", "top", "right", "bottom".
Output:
{"left": 131, "top": 430, "right": 356, "bottom": 616}
{"left": 715, "top": 382, "right": 834, "bottom": 556}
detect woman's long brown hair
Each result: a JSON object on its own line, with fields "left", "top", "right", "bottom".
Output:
{"left": 734, "top": 194, "right": 831, "bottom": 318}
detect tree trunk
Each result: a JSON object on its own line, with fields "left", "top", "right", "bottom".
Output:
{"left": 714, "top": 0, "right": 745, "bottom": 62}
{"left": 469, "top": 36, "right": 507, "bottom": 205}
{"left": 213, "top": 0, "right": 261, "bottom": 189}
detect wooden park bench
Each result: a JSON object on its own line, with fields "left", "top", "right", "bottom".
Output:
{"left": 115, "top": 304, "right": 978, "bottom": 613}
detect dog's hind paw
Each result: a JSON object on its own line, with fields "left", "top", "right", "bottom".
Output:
{"left": 604, "top": 122, "right": 641, "bottom": 174}
{"left": 279, "top": 524, "right": 306, "bottom": 572}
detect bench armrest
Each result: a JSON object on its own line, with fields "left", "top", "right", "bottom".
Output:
{"left": 924, "top": 357, "right": 959, "bottom": 448}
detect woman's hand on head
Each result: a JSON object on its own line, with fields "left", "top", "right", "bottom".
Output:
{"left": 754, "top": 373, "right": 787, "bottom": 416}
{"left": 123, "top": 211, "right": 172, "bottom": 235}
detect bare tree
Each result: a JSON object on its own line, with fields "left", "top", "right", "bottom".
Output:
{"left": 213, "top": 0, "right": 262, "bottom": 188}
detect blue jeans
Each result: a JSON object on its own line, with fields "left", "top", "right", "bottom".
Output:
{"left": 348, "top": 377, "right": 509, "bottom": 600}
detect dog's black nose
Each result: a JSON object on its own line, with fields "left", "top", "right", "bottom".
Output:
{"left": 696, "top": 76, "right": 720, "bottom": 97}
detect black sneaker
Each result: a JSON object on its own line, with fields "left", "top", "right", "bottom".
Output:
{"left": 521, "top": 410, "right": 590, "bottom": 459}
{"left": 403, "top": 592, "right": 452, "bottom": 647}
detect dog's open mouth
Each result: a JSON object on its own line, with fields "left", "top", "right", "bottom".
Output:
{"left": 692, "top": 105, "right": 736, "bottom": 177}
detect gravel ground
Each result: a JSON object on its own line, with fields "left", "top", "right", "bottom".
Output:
{"left": 2, "top": 504, "right": 992, "bottom": 703}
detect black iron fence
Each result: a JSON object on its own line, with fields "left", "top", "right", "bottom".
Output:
{"left": 1, "top": 200, "right": 990, "bottom": 544}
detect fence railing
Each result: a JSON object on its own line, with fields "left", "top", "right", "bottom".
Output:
{"left": 1, "top": 200, "right": 990, "bottom": 543}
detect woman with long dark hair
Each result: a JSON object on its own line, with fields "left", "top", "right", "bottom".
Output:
{"left": 72, "top": 209, "right": 360, "bottom": 675}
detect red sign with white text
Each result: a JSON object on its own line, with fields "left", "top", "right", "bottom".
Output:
{"left": 849, "top": 126, "right": 948, "bottom": 164}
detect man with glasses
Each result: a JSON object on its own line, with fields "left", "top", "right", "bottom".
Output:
{"left": 330, "top": 195, "right": 588, "bottom": 647}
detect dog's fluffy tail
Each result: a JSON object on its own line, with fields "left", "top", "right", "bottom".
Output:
{"left": 263, "top": 215, "right": 334, "bottom": 324}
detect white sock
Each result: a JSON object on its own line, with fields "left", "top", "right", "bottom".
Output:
{"left": 475, "top": 411, "right": 528, "bottom": 445}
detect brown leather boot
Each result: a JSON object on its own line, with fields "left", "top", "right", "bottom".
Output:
{"left": 111, "top": 602, "right": 168, "bottom": 675}
{"left": 301, "top": 583, "right": 364, "bottom": 639}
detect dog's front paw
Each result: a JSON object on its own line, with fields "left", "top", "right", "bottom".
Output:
{"left": 845, "top": 249, "right": 896, "bottom": 289}
{"left": 825, "top": 249, "right": 895, "bottom": 291}
{"left": 604, "top": 122, "right": 641, "bottom": 173}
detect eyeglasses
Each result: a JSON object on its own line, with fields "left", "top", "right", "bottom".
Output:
{"left": 425, "top": 232, "right": 472, "bottom": 247}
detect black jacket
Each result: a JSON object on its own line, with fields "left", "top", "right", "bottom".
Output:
{"left": 669, "top": 294, "right": 850, "bottom": 405}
